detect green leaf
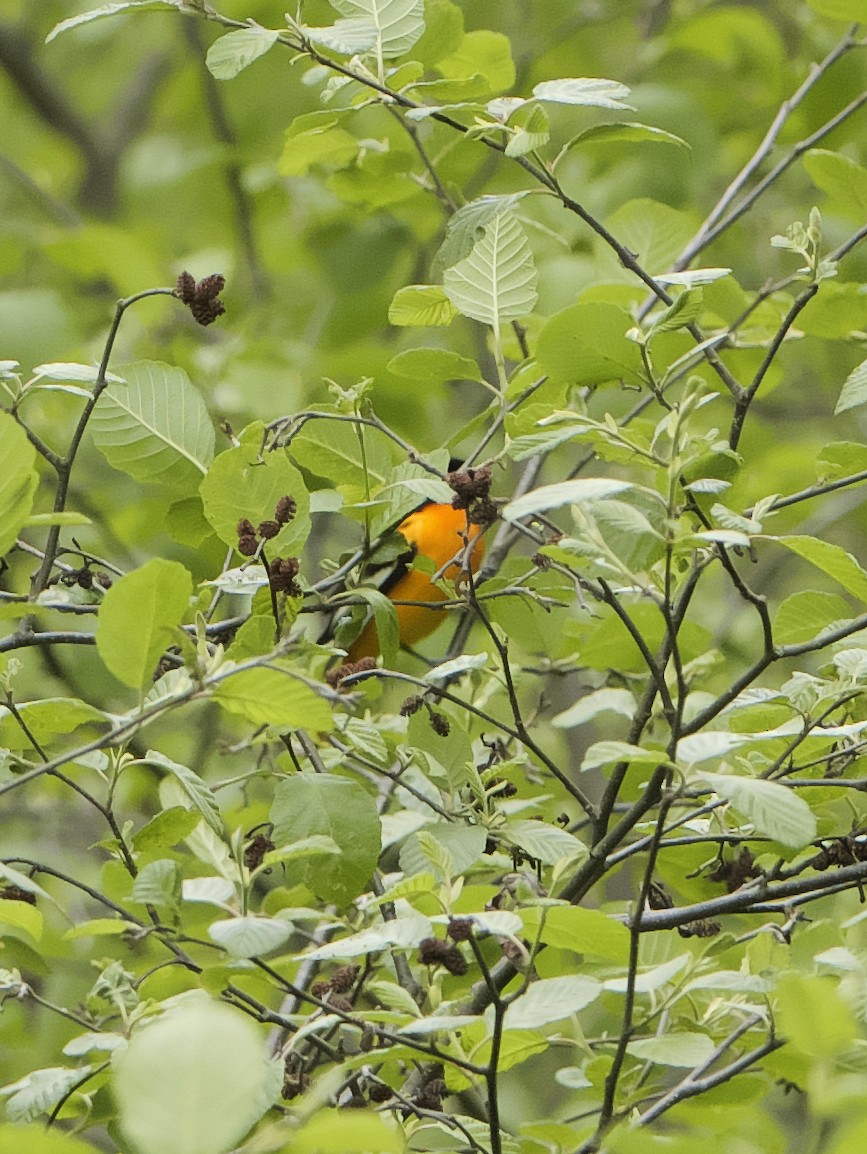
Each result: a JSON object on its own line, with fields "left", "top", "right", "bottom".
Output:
{"left": 0, "top": 1123, "right": 106, "bottom": 1153}
{"left": 807, "top": 0, "right": 865, "bottom": 21}
{"left": 443, "top": 209, "right": 538, "bottom": 333}
{"left": 0, "top": 412, "right": 38, "bottom": 558}
{"left": 834, "top": 357, "right": 867, "bottom": 416}
{"left": 389, "top": 284, "right": 458, "bottom": 326}
{"left": 208, "top": 916, "right": 293, "bottom": 958}
{"left": 329, "top": 0, "right": 425, "bottom": 58}
{"left": 133, "top": 807, "right": 202, "bottom": 851}
{"left": 387, "top": 347, "right": 482, "bottom": 384}
{"left": 45, "top": 0, "right": 180, "bottom": 42}
{"left": 348, "top": 587, "right": 399, "bottom": 667}
{"left": 495, "top": 975, "right": 601, "bottom": 1030}
{"left": 536, "top": 302, "right": 644, "bottom": 386}
{"left": 565, "top": 121, "right": 689, "bottom": 150}
{"left": 278, "top": 112, "right": 359, "bottom": 176}
{"left": 698, "top": 771, "right": 817, "bottom": 848}
{"left": 112, "top": 999, "right": 274, "bottom": 1154}
{"left": 0, "top": 901, "right": 43, "bottom": 942}
{"left": 90, "top": 362, "right": 215, "bottom": 493}
{"left": 214, "top": 667, "right": 334, "bottom": 733}
{"left": 412, "top": 0, "right": 463, "bottom": 67}
{"left": 205, "top": 27, "right": 279, "bottom": 79}
{"left": 32, "top": 362, "right": 125, "bottom": 384}
{"left": 552, "top": 687, "right": 636, "bottom": 729}
{"left": 399, "top": 822, "right": 486, "bottom": 877}
{"left": 520, "top": 905, "right": 629, "bottom": 963}
{"left": 627, "top": 1032, "right": 716, "bottom": 1067}
{"left": 647, "top": 288, "right": 703, "bottom": 335}
{"left": 437, "top": 30, "right": 515, "bottom": 95}
{"left": 503, "top": 478, "right": 632, "bottom": 521}
{"left": 64, "top": 918, "right": 141, "bottom": 939}
{"left": 504, "top": 103, "right": 550, "bottom": 158}
{"left": 261, "top": 835, "right": 341, "bottom": 868}
{"left": 23, "top": 512, "right": 92, "bottom": 528}
{"left": 775, "top": 973, "right": 857, "bottom": 1057}
{"left": 0, "top": 698, "right": 108, "bottom": 751}
{"left": 270, "top": 775, "right": 381, "bottom": 905}
{"left": 133, "top": 751, "right": 224, "bottom": 834}
{"left": 303, "top": 914, "right": 430, "bottom": 960}
{"left": 433, "top": 192, "right": 529, "bottom": 273}
{"left": 131, "top": 860, "right": 181, "bottom": 911}
{"left": 291, "top": 1112, "right": 405, "bottom": 1154}
{"left": 95, "top": 559, "right": 192, "bottom": 689}
{"left": 773, "top": 590, "right": 851, "bottom": 646}
{"left": 775, "top": 535, "right": 867, "bottom": 603}
{"left": 289, "top": 417, "right": 391, "bottom": 488}
{"left": 302, "top": 18, "right": 378, "bottom": 54}
{"left": 0, "top": 1068, "right": 93, "bottom": 1124}
{"left": 199, "top": 445, "right": 310, "bottom": 554}
{"left": 500, "top": 821, "right": 587, "bottom": 866}
{"left": 532, "top": 77, "right": 634, "bottom": 109}
{"left": 580, "top": 741, "right": 666, "bottom": 772}
{"left": 816, "top": 441, "right": 867, "bottom": 481}
{"left": 598, "top": 199, "right": 696, "bottom": 283}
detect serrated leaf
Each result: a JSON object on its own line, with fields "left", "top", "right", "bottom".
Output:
{"left": 278, "top": 111, "right": 359, "bottom": 176}
{"left": 773, "top": 590, "right": 851, "bottom": 646}
{"left": 566, "top": 121, "right": 689, "bottom": 150}
{"left": 0, "top": 1067, "right": 92, "bottom": 1123}
{"left": 200, "top": 445, "right": 310, "bottom": 555}
{"left": 46, "top": 0, "right": 180, "bottom": 42}
{"left": 654, "top": 267, "right": 732, "bottom": 286}
{"left": 536, "top": 301, "right": 644, "bottom": 386}
{"left": 775, "top": 535, "right": 867, "bottom": 603}
{"left": 386, "top": 347, "right": 482, "bottom": 384}
{"left": 399, "top": 823, "right": 486, "bottom": 877}
{"left": 32, "top": 362, "right": 125, "bottom": 383}
{"left": 424, "top": 652, "right": 489, "bottom": 682}
{"left": 389, "top": 285, "right": 458, "bottom": 327}
{"left": 627, "top": 1032, "right": 716, "bottom": 1067}
{"left": 804, "top": 149, "right": 867, "bottom": 217}
{"left": 261, "top": 835, "right": 340, "bottom": 868}
{"left": 520, "top": 905, "right": 629, "bottom": 962}
{"left": 605, "top": 953, "right": 690, "bottom": 993}
{"left": 443, "top": 209, "right": 537, "bottom": 333}
{"left": 133, "top": 751, "right": 223, "bottom": 834}
{"left": 214, "top": 667, "right": 334, "bottom": 733}
{"left": 64, "top": 918, "right": 141, "bottom": 939}
{"left": 131, "top": 860, "right": 181, "bottom": 910}
{"left": 532, "top": 77, "right": 634, "bottom": 110}
{"left": 552, "top": 687, "right": 636, "bottom": 729}
{"left": 208, "top": 916, "right": 292, "bottom": 958}
{"left": 95, "top": 559, "right": 192, "bottom": 689}
{"left": 113, "top": 1000, "right": 274, "bottom": 1154}
{"left": 303, "top": 17, "right": 378, "bottom": 54}
{"left": 501, "top": 821, "right": 586, "bottom": 866}
{"left": 698, "top": 772, "right": 816, "bottom": 848}
{"left": 580, "top": 741, "right": 666, "bottom": 772}
{"left": 90, "top": 362, "right": 214, "bottom": 493}
{"left": 301, "top": 914, "right": 431, "bottom": 960}
{"left": 0, "top": 412, "right": 38, "bottom": 558}
{"left": 206, "top": 27, "right": 278, "bottom": 80}
{"left": 347, "top": 587, "right": 399, "bottom": 667}
{"left": 495, "top": 975, "right": 601, "bottom": 1030}
{"left": 329, "top": 0, "right": 425, "bottom": 58}
{"left": 271, "top": 776, "right": 381, "bottom": 906}
{"left": 503, "top": 478, "right": 632, "bottom": 521}
{"left": 834, "top": 357, "right": 867, "bottom": 416}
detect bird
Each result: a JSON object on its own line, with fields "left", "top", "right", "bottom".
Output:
{"left": 344, "top": 491, "right": 487, "bottom": 662}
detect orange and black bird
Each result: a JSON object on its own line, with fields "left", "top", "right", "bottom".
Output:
{"left": 343, "top": 462, "right": 490, "bottom": 662}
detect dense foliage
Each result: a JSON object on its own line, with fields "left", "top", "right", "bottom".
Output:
{"left": 2, "top": 2, "right": 867, "bottom": 1152}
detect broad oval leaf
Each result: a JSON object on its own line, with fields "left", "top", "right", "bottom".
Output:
{"left": 532, "top": 77, "right": 634, "bottom": 109}
{"left": 443, "top": 209, "right": 538, "bottom": 331}
{"left": 497, "top": 975, "right": 601, "bottom": 1030}
{"left": 329, "top": 0, "right": 425, "bottom": 58}
{"left": 90, "top": 361, "right": 215, "bottom": 493}
{"left": 503, "top": 478, "right": 632, "bottom": 521}
{"left": 200, "top": 444, "right": 310, "bottom": 555}
{"left": 205, "top": 27, "right": 279, "bottom": 80}
{"left": 698, "top": 771, "right": 817, "bottom": 848}
{"left": 112, "top": 999, "right": 274, "bottom": 1154}
{"left": 95, "top": 559, "right": 192, "bottom": 689}
{"left": 208, "top": 915, "right": 292, "bottom": 958}
{"left": 0, "top": 412, "right": 38, "bottom": 558}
